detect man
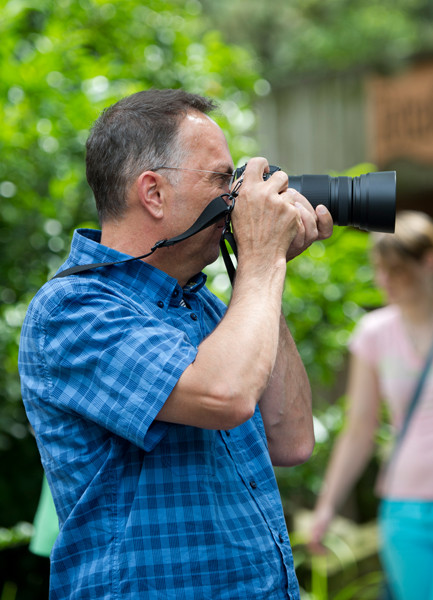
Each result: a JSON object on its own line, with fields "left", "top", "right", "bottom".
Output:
{"left": 19, "top": 89, "right": 333, "bottom": 599}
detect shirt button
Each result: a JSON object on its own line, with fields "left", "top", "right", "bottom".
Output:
{"left": 249, "top": 480, "right": 257, "bottom": 489}
{"left": 173, "top": 290, "right": 179, "bottom": 297}
{"left": 157, "top": 300, "right": 164, "bottom": 308}
{"left": 279, "top": 533, "right": 285, "bottom": 543}
{"left": 225, "top": 431, "right": 231, "bottom": 437}
{"left": 190, "top": 313, "right": 198, "bottom": 321}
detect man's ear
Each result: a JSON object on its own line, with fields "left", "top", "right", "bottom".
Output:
{"left": 136, "top": 171, "right": 167, "bottom": 219}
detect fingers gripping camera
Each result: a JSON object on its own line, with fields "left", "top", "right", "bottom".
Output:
{"left": 231, "top": 164, "right": 396, "bottom": 233}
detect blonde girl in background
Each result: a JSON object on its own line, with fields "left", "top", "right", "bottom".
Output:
{"left": 310, "top": 211, "right": 433, "bottom": 600}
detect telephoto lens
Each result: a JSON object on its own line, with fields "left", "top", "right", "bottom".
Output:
{"left": 288, "top": 172, "right": 396, "bottom": 233}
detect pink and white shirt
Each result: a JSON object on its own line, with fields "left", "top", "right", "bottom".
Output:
{"left": 350, "top": 305, "right": 433, "bottom": 499}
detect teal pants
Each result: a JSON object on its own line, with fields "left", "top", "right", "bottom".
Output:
{"left": 379, "top": 499, "right": 433, "bottom": 600}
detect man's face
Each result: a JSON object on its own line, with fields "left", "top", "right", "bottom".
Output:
{"left": 165, "top": 112, "right": 234, "bottom": 271}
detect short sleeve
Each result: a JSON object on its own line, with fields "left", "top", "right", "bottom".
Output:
{"left": 349, "top": 306, "right": 398, "bottom": 367}
{"left": 35, "top": 284, "right": 198, "bottom": 451}
{"left": 349, "top": 316, "right": 378, "bottom": 365}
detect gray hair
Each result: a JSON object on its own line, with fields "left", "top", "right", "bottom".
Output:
{"left": 86, "top": 89, "right": 218, "bottom": 222}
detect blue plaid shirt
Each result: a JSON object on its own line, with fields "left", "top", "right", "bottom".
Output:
{"left": 19, "top": 229, "right": 300, "bottom": 599}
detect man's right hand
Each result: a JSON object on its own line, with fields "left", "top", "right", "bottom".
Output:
{"left": 231, "top": 157, "right": 333, "bottom": 267}
{"left": 230, "top": 157, "right": 303, "bottom": 269}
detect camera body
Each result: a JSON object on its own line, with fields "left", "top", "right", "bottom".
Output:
{"left": 232, "top": 164, "right": 396, "bottom": 233}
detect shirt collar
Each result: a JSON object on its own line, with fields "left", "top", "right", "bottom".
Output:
{"left": 66, "top": 229, "right": 207, "bottom": 304}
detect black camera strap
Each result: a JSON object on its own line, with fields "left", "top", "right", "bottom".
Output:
{"left": 219, "top": 228, "right": 237, "bottom": 284}
{"left": 52, "top": 194, "right": 238, "bottom": 282}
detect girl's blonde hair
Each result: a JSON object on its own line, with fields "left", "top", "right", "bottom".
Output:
{"left": 372, "top": 210, "right": 433, "bottom": 262}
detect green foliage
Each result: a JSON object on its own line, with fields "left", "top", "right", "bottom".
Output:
{"left": 201, "top": 0, "right": 433, "bottom": 81}
{"left": 278, "top": 212, "right": 387, "bottom": 511}
{"left": 0, "top": 523, "right": 33, "bottom": 551}
{"left": 284, "top": 227, "right": 376, "bottom": 387}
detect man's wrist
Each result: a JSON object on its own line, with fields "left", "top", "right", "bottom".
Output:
{"left": 235, "top": 254, "right": 287, "bottom": 285}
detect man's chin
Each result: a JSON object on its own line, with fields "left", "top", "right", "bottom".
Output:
{"left": 199, "top": 238, "right": 222, "bottom": 268}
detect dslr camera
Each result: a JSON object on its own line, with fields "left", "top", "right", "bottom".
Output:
{"left": 231, "top": 165, "right": 396, "bottom": 233}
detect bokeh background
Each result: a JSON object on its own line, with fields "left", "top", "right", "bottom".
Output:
{"left": 2, "top": 1, "right": 433, "bottom": 598}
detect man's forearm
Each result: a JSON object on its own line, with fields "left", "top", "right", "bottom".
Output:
{"left": 157, "top": 259, "right": 288, "bottom": 430}
{"left": 260, "top": 312, "right": 314, "bottom": 467}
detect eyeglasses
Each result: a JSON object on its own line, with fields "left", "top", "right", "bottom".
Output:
{"left": 152, "top": 165, "right": 234, "bottom": 187}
